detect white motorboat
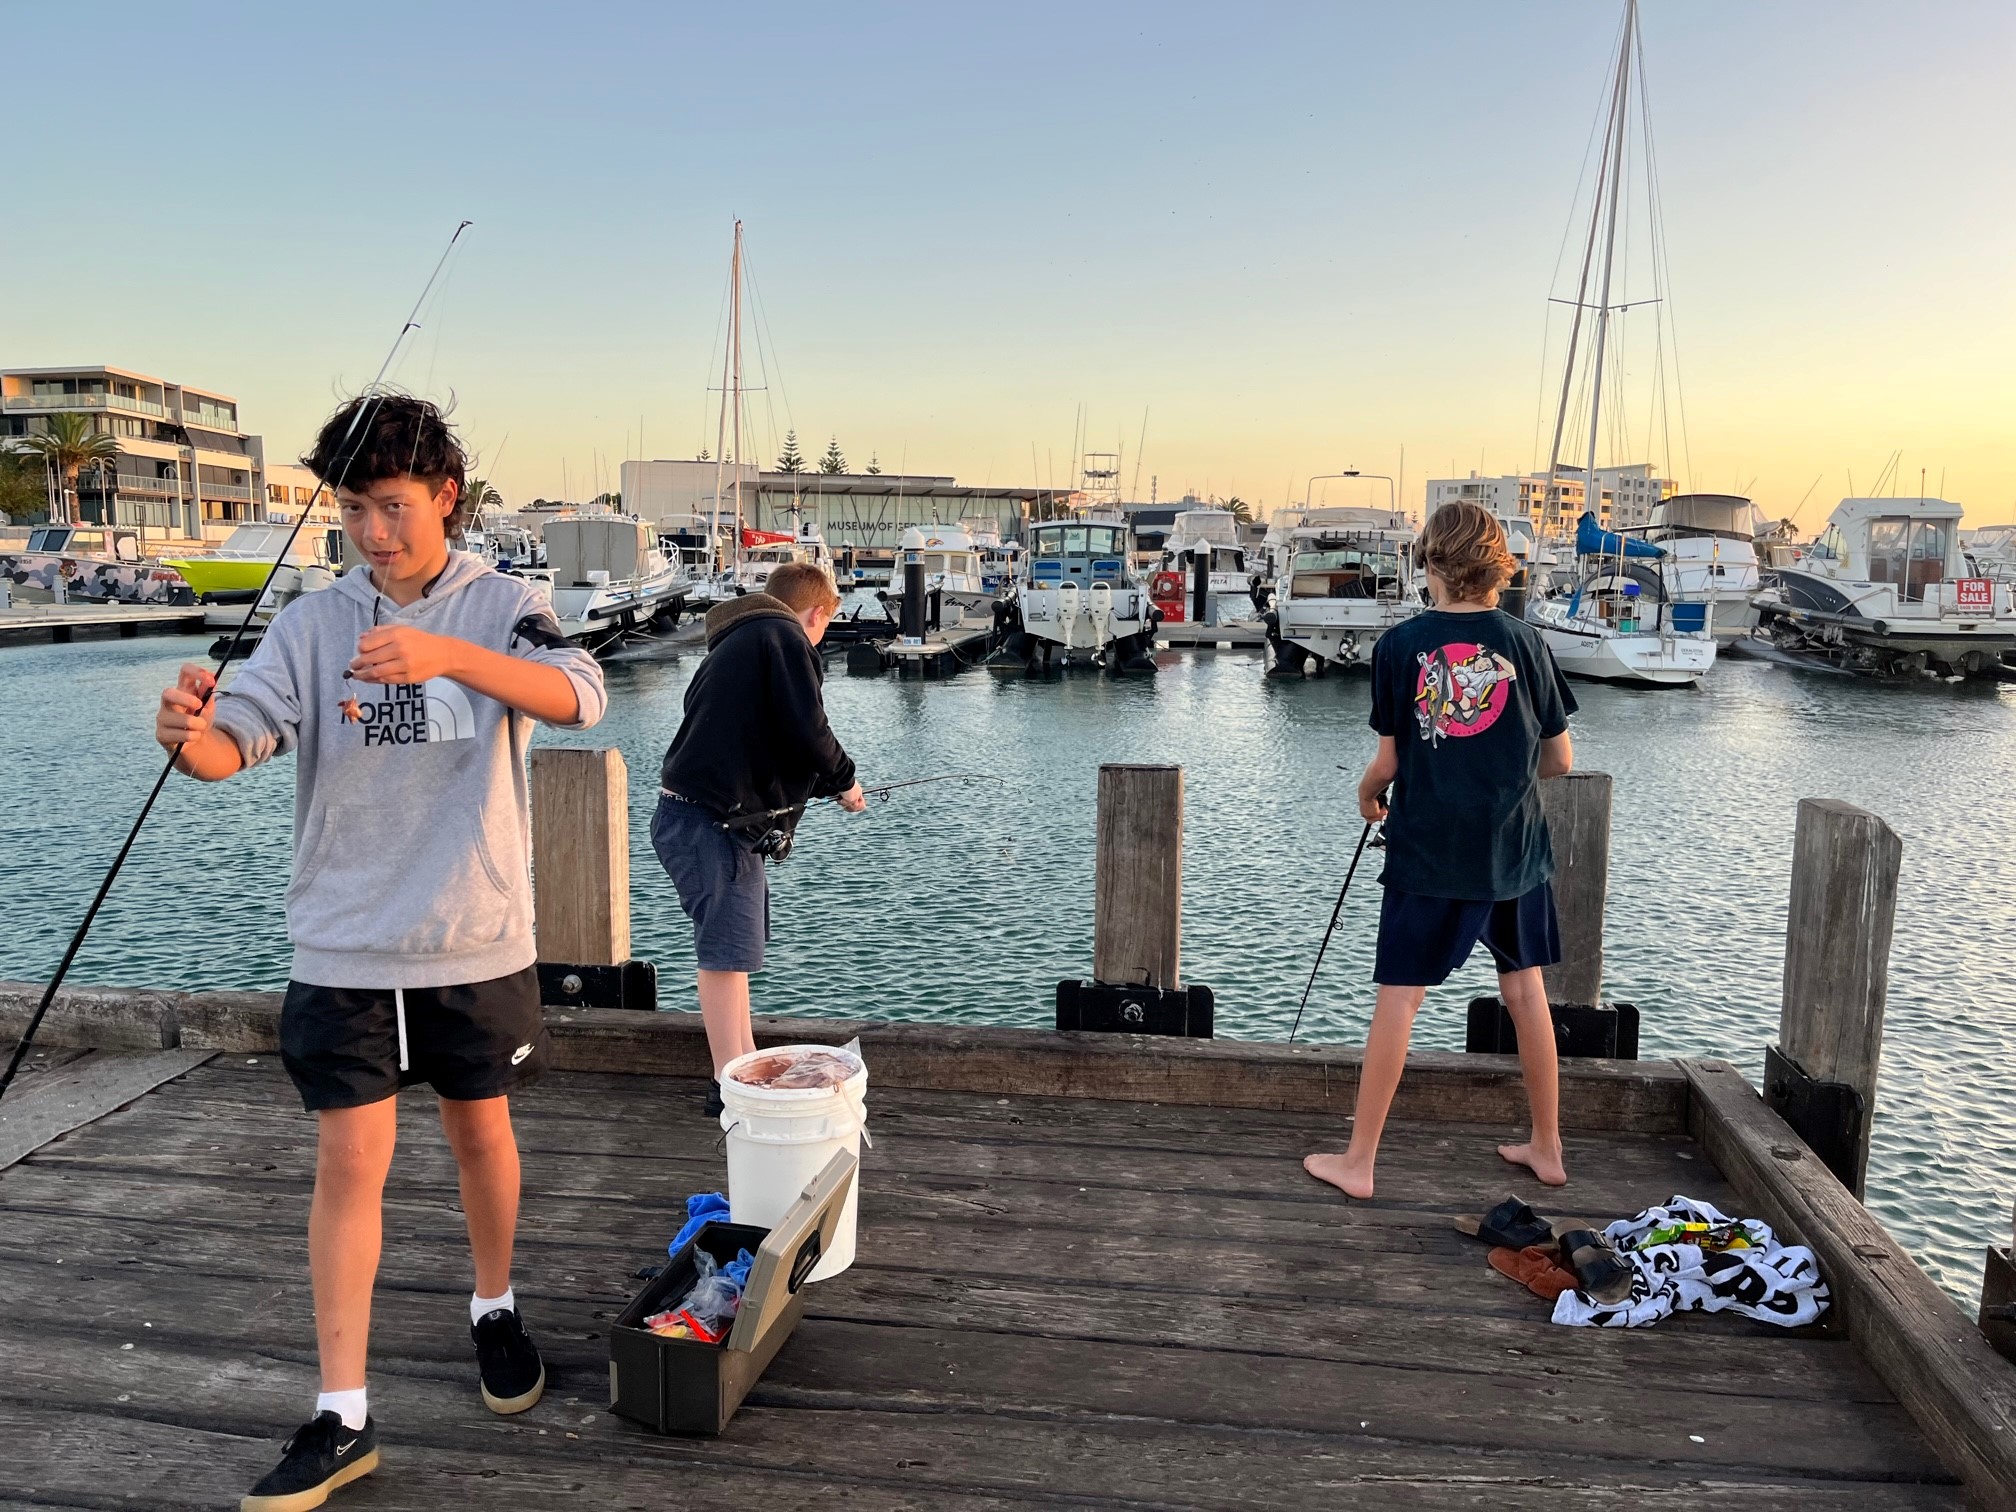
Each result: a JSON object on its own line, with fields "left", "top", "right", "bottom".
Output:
{"left": 1263, "top": 504, "right": 1424, "bottom": 676}
{"left": 726, "top": 513, "right": 834, "bottom": 595}
{"left": 1640, "top": 493, "right": 1762, "bottom": 638}
{"left": 1159, "top": 508, "right": 1257, "bottom": 626}
{"left": 880, "top": 524, "right": 997, "bottom": 623}
{"left": 1528, "top": 514, "right": 1717, "bottom": 686}
{"left": 461, "top": 510, "right": 540, "bottom": 571}
{"left": 996, "top": 517, "right": 1158, "bottom": 673}
{"left": 1964, "top": 523, "right": 2016, "bottom": 584}
{"left": 962, "top": 516, "right": 1021, "bottom": 594}
{"left": 543, "top": 512, "right": 689, "bottom": 643}
{"left": 1753, "top": 496, "right": 2016, "bottom": 677}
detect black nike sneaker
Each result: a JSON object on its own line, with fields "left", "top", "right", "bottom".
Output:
{"left": 240, "top": 1411, "right": 378, "bottom": 1512}
{"left": 473, "top": 1306, "right": 546, "bottom": 1414}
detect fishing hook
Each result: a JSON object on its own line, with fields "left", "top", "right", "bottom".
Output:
{"left": 0, "top": 220, "right": 476, "bottom": 1103}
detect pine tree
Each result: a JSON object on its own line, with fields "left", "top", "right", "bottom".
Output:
{"left": 818, "top": 436, "right": 847, "bottom": 474}
{"left": 697, "top": 447, "right": 711, "bottom": 462}
{"left": 865, "top": 453, "right": 882, "bottom": 475}
{"left": 776, "top": 430, "right": 806, "bottom": 473}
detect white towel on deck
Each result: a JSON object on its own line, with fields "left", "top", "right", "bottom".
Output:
{"left": 1551, "top": 1194, "right": 1830, "bottom": 1329}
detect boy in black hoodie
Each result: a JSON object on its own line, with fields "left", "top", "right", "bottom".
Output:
{"left": 654, "top": 563, "right": 864, "bottom": 1090}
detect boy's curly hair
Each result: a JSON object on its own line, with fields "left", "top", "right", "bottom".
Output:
{"left": 1420, "top": 501, "right": 1517, "bottom": 605}
{"left": 302, "top": 392, "right": 471, "bottom": 535}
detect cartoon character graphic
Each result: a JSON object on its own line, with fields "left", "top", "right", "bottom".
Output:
{"left": 1414, "top": 642, "right": 1518, "bottom": 745}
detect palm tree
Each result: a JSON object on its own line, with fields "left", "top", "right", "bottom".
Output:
{"left": 464, "top": 476, "right": 504, "bottom": 514}
{"left": 1223, "top": 496, "right": 1255, "bottom": 526}
{"left": 18, "top": 413, "right": 117, "bottom": 525}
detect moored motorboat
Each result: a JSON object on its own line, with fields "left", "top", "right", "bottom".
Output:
{"left": 0, "top": 524, "right": 191, "bottom": 605}
{"left": 543, "top": 512, "right": 689, "bottom": 645}
{"left": 1753, "top": 496, "right": 2016, "bottom": 678}
{"left": 1640, "top": 493, "right": 1763, "bottom": 639}
{"left": 1262, "top": 505, "right": 1423, "bottom": 677}
{"left": 879, "top": 524, "right": 997, "bottom": 624}
{"left": 992, "top": 516, "right": 1158, "bottom": 673}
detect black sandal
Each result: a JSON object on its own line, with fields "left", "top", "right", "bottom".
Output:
{"left": 1453, "top": 1197, "right": 1555, "bottom": 1250}
{"left": 1555, "top": 1228, "right": 1637, "bottom": 1305}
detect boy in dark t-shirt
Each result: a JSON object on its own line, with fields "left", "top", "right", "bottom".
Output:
{"left": 1305, "top": 501, "right": 1578, "bottom": 1200}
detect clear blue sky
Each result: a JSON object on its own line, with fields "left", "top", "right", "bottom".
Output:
{"left": 3, "top": 1, "right": 2010, "bottom": 520}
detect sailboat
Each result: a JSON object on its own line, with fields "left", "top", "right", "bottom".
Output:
{"left": 1524, "top": 0, "right": 1716, "bottom": 688}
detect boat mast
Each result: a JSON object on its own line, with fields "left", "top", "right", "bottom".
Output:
{"left": 730, "top": 219, "right": 745, "bottom": 574}
{"left": 712, "top": 223, "right": 734, "bottom": 579}
{"left": 1543, "top": 2, "right": 1634, "bottom": 535}
{"left": 1581, "top": 0, "right": 1636, "bottom": 523}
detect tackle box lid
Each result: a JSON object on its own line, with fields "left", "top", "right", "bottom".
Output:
{"left": 725, "top": 1149, "right": 858, "bottom": 1355}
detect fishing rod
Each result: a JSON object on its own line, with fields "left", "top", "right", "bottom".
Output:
{"left": 1288, "top": 818, "right": 1380, "bottom": 1045}
{"left": 0, "top": 220, "right": 475, "bottom": 1104}
{"left": 715, "top": 772, "right": 1002, "bottom": 860}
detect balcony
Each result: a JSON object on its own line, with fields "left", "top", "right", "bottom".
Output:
{"left": 74, "top": 472, "right": 182, "bottom": 498}
{"left": 198, "top": 481, "right": 254, "bottom": 502}
{"left": 2, "top": 391, "right": 167, "bottom": 419}
{"left": 181, "top": 408, "right": 239, "bottom": 434}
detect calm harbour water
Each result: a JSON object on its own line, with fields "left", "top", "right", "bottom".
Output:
{"left": 2, "top": 631, "right": 2013, "bottom": 1304}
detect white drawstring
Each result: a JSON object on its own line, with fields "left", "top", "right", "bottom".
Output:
{"left": 394, "top": 987, "right": 409, "bottom": 1072}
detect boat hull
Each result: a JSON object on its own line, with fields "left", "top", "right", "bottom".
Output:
{"left": 157, "top": 557, "right": 292, "bottom": 600}
{"left": 0, "top": 552, "right": 189, "bottom": 605}
{"left": 1530, "top": 606, "right": 1717, "bottom": 686}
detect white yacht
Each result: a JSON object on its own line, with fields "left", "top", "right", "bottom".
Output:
{"left": 1754, "top": 497, "right": 2016, "bottom": 677}
{"left": 461, "top": 510, "right": 540, "bottom": 571}
{"left": 726, "top": 513, "right": 835, "bottom": 595}
{"left": 880, "top": 524, "right": 995, "bottom": 622}
{"left": 1528, "top": 514, "right": 1717, "bottom": 686}
{"left": 1964, "top": 523, "right": 2016, "bottom": 584}
{"left": 1159, "top": 508, "right": 1256, "bottom": 625}
{"left": 963, "top": 516, "right": 1021, "bottom": 594}
{"left": 1263, "top": 506, "right": 1423, "bottom": 676}
{"left": 998, "top": 517, "right": 1158, "bottom": 673}
{"left": 543, "top": 513, "right": 689, "bottom": 643}
{"left": 1640, "top": 493, "right": 1762, "bottom": 638}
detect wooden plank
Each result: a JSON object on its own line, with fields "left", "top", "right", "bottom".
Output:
{"left": 1093, "top": 763, "right": 1183, "bottom": 988}
{"left": 0, "top": 1389, "right": 1965, "bottom": 1512}
{"left": 1682, "top": 1057, "right": 2016, "bottom": 1505}
{"left": 0, "top": 981, "right": 1693, "bottom": 1130}
{"left": 0, "top": 982, "right": 181, "bottom": 1053}
{"left": 1779, "top": 797, "right": 1902, "bottom": 1196}
{"left": 1540, "top": 770, "right": 1612, "bottom": 1008}
{"left": 529, "top": 745, "right": 630, "bottom": 966}
{"left": 0, "top": 1049, "right": 212, "bottom": 1169}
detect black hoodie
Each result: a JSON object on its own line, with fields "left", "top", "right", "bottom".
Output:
{"left": 658, "top": 593, "right": 856, "bottom": 832}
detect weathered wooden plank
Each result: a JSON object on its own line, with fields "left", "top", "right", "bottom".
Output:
{"left": 1093, "top": 763, "right": 1183, "bottom": 988}
{"left": 1540, "top": 770, "right": 1612, "bottom": 1008}
{"left": 0, "top": 981, "right": 181, "bottom": 1053}
{"left": 1778, "top": 797, "right": 1902, "bottom": 1196}
{"left": 0, "top": 1389, "right": 1965, "bottom": 1512}
{"left": 0, "top": 982, "right": 1692, "bottom": 1130}
{"left": 529, "top": 745, "right": 631, "bottom": 966}
{"left": 1682, "top": 1058, "right": 2016, "bottom": 1506}
{"left": 0, "top": 1049, "right": 213, "bottom": 1169}
{"left": 0, "top": 1246, "right": 1883, "bottom": 1407}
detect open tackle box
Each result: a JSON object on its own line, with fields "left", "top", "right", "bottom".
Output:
{"left": 609, "top": 1149, "right": 857, "bottom": 1436}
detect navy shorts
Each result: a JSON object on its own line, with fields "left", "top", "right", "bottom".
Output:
{"left": 279, "top": 966, "right": 548, "bottom": 1112}
{"left": 1373, "top": 881, "right": 1560, "bottom": 988}
{"left": 651, "top": 794, "right": 770, "bottom": 972}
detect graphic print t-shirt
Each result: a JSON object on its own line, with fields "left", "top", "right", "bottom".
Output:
{"left": 1368, "top": 608, "right": 1577, "bottom": 901}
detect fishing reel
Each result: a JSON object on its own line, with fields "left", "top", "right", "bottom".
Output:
{"left": 751, "top": 827, "right": 794, "bottom": 862}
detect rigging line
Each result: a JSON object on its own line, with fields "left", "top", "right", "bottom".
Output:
{"left": 699, "top": 255, "right": 734, "bottom": 457}
{"left": 1130, "top": 407, "right": 1149, "bottom": 505}
{"left": 1634, "top": 13, "right": 1693, "bottom": 494}
{"left": 0, "top": 218, "right": 475, "bottom": 1104}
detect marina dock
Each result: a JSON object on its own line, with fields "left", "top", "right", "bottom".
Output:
{"left": 0, "top": 602, "right": 207, "bottom": 645}
{"left": 1, "top": 992, "right": 2005, "bottom": 1510}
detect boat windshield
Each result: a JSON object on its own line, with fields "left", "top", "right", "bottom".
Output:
{"left": 1294, "top": 544, "right": 1400, "bottom": 575}
{"left": 27, "top": 528, "right": 70, "bottom": 552}
{"left": 1032, "top": 524, "right": 1124, "bottom": 557}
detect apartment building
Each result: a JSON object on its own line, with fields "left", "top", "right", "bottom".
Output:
{"left": 261, "top": 459, "right": 340, "bottom": 528}
{"left": 0, "top": 365, "right": 263, "bottom": 540}
{"left": 1424, "top": 464, "right": 1673, "bottom": 530}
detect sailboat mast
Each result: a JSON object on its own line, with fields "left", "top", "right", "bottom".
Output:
{"left": 712, "top": 223, "right": 733, "bottom": 577}
{"left": 1581, "top": 1, "right": 1636, "bottom": 515}
{"left": 730, "top": 219, "right": 745, "bottom": 571}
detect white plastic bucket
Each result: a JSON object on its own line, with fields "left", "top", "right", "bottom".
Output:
{"left": 719, "top": 1044, "right": 868, "bottom": 1282}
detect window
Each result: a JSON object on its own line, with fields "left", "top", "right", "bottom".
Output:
{"left": 1062, "top": 526, "right": 1089, "bottom": 555}
{"left": 1088, "top": 526, "right": 1123, "bottom": 555}
{"left": 1906, "top": 519, "right": 1950, "bottom": 602}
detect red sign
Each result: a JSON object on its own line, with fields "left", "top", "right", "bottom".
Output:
{"left": 740, "top": 528, "right": 794, "bottom": 548}
{"left": 1953, "top": 577, "right": 1994, "bottom": 612}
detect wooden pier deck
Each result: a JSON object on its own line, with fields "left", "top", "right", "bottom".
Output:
{"left": 0, "top": 601, "right": 206, "bottom": 644}
{"left": 3, "top": 989, "right": 2003, "bottom": 1510}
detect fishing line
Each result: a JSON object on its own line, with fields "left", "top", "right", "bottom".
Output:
{"left": 1287, "top": 820, "right": 1375, "bottom": 1045}
{"left": 0, "top": 220, "right": 475, "bottom": 1103}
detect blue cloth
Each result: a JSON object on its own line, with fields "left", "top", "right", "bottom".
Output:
{"left": 1373, "top": 880, "right": 1561, "bottom": 987}
{"left": 725, "top": 1250, "right": 754, "bottom": 1287}
{"left": 668, "top": 1192, "right": 731, "bottom": 1258}
{"left": 651, "top": 796, "right": 771, "bottom": 972}
{"left": 1575, "top": 512, "right": 1665, "bottom": 560}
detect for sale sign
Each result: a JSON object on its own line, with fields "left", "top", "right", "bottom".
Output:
{"left": 1953, "top": 578, "right": 1994, "bottom": 612}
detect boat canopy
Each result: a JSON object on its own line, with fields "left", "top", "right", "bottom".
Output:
{"left": 1650, "top": 494, "right": 1756, "bottom": 537}
{"left": 1576, "top": 512, "right": 1665, "bottom": 560}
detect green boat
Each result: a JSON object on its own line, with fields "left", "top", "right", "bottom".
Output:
{"left": 160, "top": 522, "right": 344, "bottom": 603}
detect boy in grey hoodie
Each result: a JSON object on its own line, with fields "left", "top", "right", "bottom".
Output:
{"left": 154, "top": 394, "right": 605, "bottom": 1512}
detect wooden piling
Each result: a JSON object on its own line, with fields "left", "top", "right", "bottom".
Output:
{"left": 529, "top": 746, "right": 631, "bottom": 967}
{"left": 1093, "top": 764, "right": 1182, "bottom": 988}
{"left": 1539, "top": 770, "right": 1611, "bottom": 1009}
{"left": 1777, "top": 797, "right": 1901, "bottom": 1197}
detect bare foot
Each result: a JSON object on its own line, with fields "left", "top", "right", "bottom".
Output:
{"left": 1498, "top": 1141, "right": 1569, "bottom": 1186}
{"left": 1304, "top": 1151, "right": 1376, "bottom": 1199}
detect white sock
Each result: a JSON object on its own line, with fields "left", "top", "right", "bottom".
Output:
{"left": 316, "top": 1388, "right": 368, "bottom": 1432}
{"left": 472, "top": 1286, "right": 516, "bottom": 1325}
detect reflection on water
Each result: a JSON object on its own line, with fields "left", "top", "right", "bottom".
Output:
{"left": 3, "top": 634, "right": 2014, "bottom": 1302}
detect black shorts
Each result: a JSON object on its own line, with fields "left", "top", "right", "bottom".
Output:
{"left": 1373, "top": 881, "right": 1560, "bottom": 988}
{"left": 279, "top": 966, "right": 549, "bottom": 1112}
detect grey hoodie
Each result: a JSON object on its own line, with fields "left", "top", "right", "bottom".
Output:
{"left": 210, "top": 553, "right": 607, "bottom": 989}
